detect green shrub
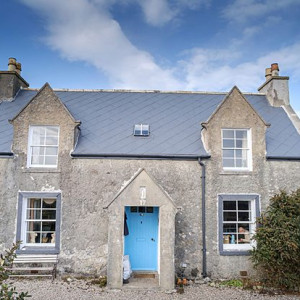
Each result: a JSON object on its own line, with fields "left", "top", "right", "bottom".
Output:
{"left": 251, "top": 189, "right": 300, "bottom": 290}
{"left": 0, "top": 242, "right": 31, "bottom": 299}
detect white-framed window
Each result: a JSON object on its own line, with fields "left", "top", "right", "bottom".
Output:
{"left": 218, "top": 194, "right": 259, "bottom": 254}
{"left": 16, "top": 192, "right": 61, "bottom": 254}
{"left": 134, "top": 124, "right": 150, "bottom": 136}
{"left": 222, "top": 129, "right": 252, "bottom": 171}
{"left": 27, "top": 126, "right": 59, "bottom": 168}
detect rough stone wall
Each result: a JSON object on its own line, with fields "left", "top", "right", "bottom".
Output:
{"left": 202, "top": 88, "right": 270, "bottom": 278}
{"left": 1, "top": 84, "right": 299, "bottom": 281}
{"left": 0, "top": 72, "right": 29, "bottom": 100}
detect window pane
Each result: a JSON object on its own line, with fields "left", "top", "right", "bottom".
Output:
{"left": 223, "top": 211, "right": 237, "bottom": 221}
{"left": 138, "top": 207, "right": 145, "bottom": 213}
{"left": 223, "top": 139, "right": 234, "bottom": 148}
{"left": 27, "top": 221, "right": 41, "bottom": 231}
{"left": 45, "top": 156, "right": 57, "bottom": 165}
{"left": 238, "top": 201, "right": 250, "bottom": 210}
{"left": 223, "top": 130, "right": 234, "bottom": 138}
{"left": 41, "top": 233, "right": 53, "bottom": 243}
{"left": 32, "top": 146, "right": 45, "bottom": 156}
{"left": 235, "top": 149, "right": 242, "bottom": 158}
{"left": 238, "top": 224, "right": 250, "bottom": 243}
{"left": 242, "top": 158, "right": 248, "bottom": 168}
{"left": 28, "top": 199, "right": 41, "bottom": 208}
{"left": 238, "top": 211, "right": 250, "bottom": 221}
{"left": 236, "top": 139, "right": 248, "bottom": 148}
{"left": 223, "top": 223, "right": 236, "bottom": 233}
{"left": 146, "top": 207, "right": 153, "bottom": 213}
{"left": 236, "top": 130, "right": 247, "bottom": 139}
{"left": 26, "top": 209, "right": 41, "bottom": 219}
{"left": 42, "top": 210, "right": 56, "bottom": 220}
{"left": 43, "top": 199, "right": 56, "bottom": 208}
{"left": 45, "top": 147, "right": 58, "bottom": 155}
{"left": 46, "top": 127, "right": 59, "bottom": 136}
{"left": 27, "top": 232, "right": 40, "bottom": 243}
{"left": 46, "top": 137, "right": 58, "bottom": 146}
{"left": 42, "top": 221, "right": 56, "bottom": 231}
{"left": 130, "top": 206, "right": 137, "bottom": 213}
{"left": 223, "top": 149, "right": 234, "bottom": 158}
{"left": 223, "top": 158, "right": 234, "bottom": 167}
{"left": 236, "top": 159, "right": 242, "bottom": 167}
{"left": 223, "top": 201, "right": 236, "bottom": 210}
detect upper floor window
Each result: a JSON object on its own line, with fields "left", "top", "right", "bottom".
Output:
{"left": 134, "top": 124, "right": 150, "bottom": 136}
{"left": 222, "top": 129, "right": 252, "bottom": 171}
{"left": 28, "top": 126, "right": 59, "bottom": 168}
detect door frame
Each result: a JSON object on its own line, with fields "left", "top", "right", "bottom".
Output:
{"left": 105, "top": 169, "right": 177, "bottom": 290}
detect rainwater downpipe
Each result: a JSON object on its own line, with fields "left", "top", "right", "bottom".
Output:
{"left": 198, "top": 158, "right": 207, "bottom": 278}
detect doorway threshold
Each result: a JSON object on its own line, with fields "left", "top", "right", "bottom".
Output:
{"left": 123, "top": 271, "right": 159, "bottom": 290}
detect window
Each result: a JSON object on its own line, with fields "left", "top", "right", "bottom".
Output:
{"left": 28, "top": 126, "right": 59, "bottom": 168}
{"left": 16, "top": 192, "right": 61, "bottom": 254}
{"left": 219, "top": 194, "right": 259, "bottom": 255}
{"left": 134, "top": 124, "right": 149, "bottom": 136}
{"left": 222, "top": 129, "right": 252, "bottom": 170}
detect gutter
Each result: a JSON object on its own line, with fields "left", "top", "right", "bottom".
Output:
{"left": 198, "top": 158, "right": 207, "bottom": 278}
{"left": 71, "top": 153, "right": 211, "bottom": 160}
{"left": 0, "top": 152, "right": 13, "bottom": 157}
{"left": 266, "top": 156, "right": 300, "bottom": 161}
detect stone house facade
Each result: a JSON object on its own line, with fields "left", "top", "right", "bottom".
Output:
{"left": 0, "top": 58, "right": 300, "bottom": 290}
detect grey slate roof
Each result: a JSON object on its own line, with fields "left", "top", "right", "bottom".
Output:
{"left": 1, "top": 88, "right": 300, "bottom": 159}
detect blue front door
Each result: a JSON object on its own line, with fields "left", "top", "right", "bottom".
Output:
{"left": 124, "top": 206, "right": 159, "bottom": 271}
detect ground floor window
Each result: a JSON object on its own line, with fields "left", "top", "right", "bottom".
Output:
{"left": 218, "top": 194, "right": 259, "bottom": 255}
{"left": 16, "top": 192, "right": 61, "bottom": 254}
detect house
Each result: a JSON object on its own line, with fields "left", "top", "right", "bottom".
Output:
{"left": 0, "top": 58, "right": 300, "bottom": 289}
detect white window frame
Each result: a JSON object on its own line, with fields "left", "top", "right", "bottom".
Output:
{"left": 27, "top": 125, "right": 60, "bottom": 168}
{"left": 221, "top": 128, "right": 252, "bottom": 171}
{"left": 16, "top": 192, "right": 61, "bottom": 254}
{"left": 21, "top": 197, "right": 57, "bottom": 248}
{"left": 134, "top": 124, "right": 150, "bottom": 136}
{"left": 218, "top": 194, "right": 260, "bottom": 255}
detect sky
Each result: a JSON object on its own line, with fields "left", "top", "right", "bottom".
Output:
{"left": 1, "top": 0, "right": 300, "bottom": 116}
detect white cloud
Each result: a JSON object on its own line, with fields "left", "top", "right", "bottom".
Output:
{"left": 223, "top": 0, "right": 300, "bottom": 23}
{"left": 19, "top": 0, "right": 300, "bottom": 98}
{"left": 138, "top": 0, "right": 175, "bottom": 26}
{"left": 21, "top": 0, "right": 182, "bottom": 90}
{"left": 179, "top": 43, "right": 300, "bottom": 92}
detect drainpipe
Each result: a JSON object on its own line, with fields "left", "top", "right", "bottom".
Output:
{"left": 198, "top": 158, "right": 207, "bottom": 278}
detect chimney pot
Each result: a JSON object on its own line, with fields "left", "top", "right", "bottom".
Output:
{"left": 265, "top": 68, "right": 272, "bottom": 80}
{"left": 8, "top": 57, "right": 17, "bottom": 71}
{"left": 16, "top": 62, "right": 22, "bottom": 75}
{"left": 271, "top": 63, "right": 279, "bottom": 76}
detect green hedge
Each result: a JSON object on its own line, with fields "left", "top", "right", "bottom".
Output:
{"left": 251, "top": 189, "right": 300, "bottom": 290}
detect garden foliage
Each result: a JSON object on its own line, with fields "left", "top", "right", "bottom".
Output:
{"left": 251, "top": 189, "right": 300, "bottom": 290}
{"left": 0, "top": 242, "right": 30, "bottom": 299}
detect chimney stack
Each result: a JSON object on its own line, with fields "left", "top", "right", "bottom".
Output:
{"left": 271, "top": 63, "right": 279, "bottom": 76}
{"left": 258, "top": 63, "right": 289, "bottom": 107}
{"left": 8, "top": 57, "right": 17, "bottom": 72}
{"left": 0, "top": 57, "right": 29, "bottom": 101}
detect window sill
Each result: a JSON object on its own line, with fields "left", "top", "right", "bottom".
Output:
{"left": 16, "top": 247, "right": 59, "bottom": 255}
{"left": 220, "top": 250, "right": 251, "bottom": 256}
{"left": 220, "top": 170, "right": 253, "bottom": 175}
{"left": 23, "top": 168, "right": 61, "bottom": 174}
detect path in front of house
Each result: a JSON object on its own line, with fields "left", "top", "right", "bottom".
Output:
{"left": 11, "top": 278, "right": 300, "bottom": 300}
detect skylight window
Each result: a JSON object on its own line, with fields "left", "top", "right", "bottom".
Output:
{"left": 134, "top": 124, "right": 150, "bottom": 136}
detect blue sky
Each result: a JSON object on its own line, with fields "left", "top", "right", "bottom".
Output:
{"left": 1, "top": 0, "right": 300, "bottom": 116}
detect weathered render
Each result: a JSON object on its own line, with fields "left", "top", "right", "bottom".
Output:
{"left": 0, "top": 58, "right": 300, "bottom": 289}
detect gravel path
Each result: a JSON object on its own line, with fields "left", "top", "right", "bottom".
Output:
{"left": 10, "top": 279, "right": 300, "bottom": 300}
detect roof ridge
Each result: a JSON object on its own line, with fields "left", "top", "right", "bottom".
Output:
{"left": 22, "top": 87, "right": 266, "bottom": 96}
